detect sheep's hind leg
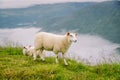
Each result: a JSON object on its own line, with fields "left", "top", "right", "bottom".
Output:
{"left": 40, "top": 51, "right": 45, "bottom": 61}
{"left": 38, "top": 50, "right": 45, "bottom": 61}
{"left": 33, "top": 50, "right": 37, "bottom": 60}
{"left": 55, "top": 53, "right": 59, "bottom": 64}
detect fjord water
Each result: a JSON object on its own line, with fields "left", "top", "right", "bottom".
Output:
{"left": 0, "top": 28, "right": 120, "bottom": 65}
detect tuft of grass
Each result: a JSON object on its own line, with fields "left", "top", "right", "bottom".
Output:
{"left": 0, "top": 46, "right": 120, "bottom": 80}
{"left": 0, "top": 46, "right": 22, "bottom": 55}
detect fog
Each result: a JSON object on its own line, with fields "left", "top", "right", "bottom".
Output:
{"left": 0, "top": 28, "right": 120, "bottom": 65}
{"left": 0, "top": 27, "right": 40, "bottom": 46}
{"left": 67, "top": 35, "right": 120, "bottom": 65}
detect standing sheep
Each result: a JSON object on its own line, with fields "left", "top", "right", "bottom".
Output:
{"left": 34, "top": 32, "right": 77, "bottom": 65}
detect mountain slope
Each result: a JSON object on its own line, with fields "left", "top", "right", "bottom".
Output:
{"left": 0, "top": 2, "right": 94, "bottom": 28}
{"left": 56, "top": 1, "right": 120, "bottom": 43}
{"left": 0, "top": 1, "right": 120, "bottom": 43}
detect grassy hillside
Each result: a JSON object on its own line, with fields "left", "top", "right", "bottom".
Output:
{"left": 0, "top": 46, "right": 120, "bottom": 80}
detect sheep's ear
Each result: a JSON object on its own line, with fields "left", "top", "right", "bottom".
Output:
{"left": 66, "top": 32, "right": 70, "bottom": 36}
{"left": 23, "top": 47, "right": 26, "bottom": 49}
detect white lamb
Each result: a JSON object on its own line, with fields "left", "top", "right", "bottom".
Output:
{"left": 34, "top": 32, "right": 77, "bottom": 65}
{"left": 23, "top": 45, "right": 34, "bottom": 57}
{"left": 23, "top": 45, "right": 45, "bottom": 59}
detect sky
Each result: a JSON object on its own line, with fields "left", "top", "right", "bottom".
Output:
{"left": 0, "top": 0, "right": 108, "bottom": 9}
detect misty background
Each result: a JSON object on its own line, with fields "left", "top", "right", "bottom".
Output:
{"left": 0, "top": 0, "right": 120, "bottom": 65}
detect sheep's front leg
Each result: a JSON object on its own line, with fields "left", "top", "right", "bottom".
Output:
{"left": 62, "top": 53, "right": 68, "bottom": 65}
{"left": 54, "top": 52, "right": 59, "bottom": 64}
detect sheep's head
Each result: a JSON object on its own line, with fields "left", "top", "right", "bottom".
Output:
{"left": 66, "top": 32, "right": 77, "bottom": 43}
{"left": 23, "top": 45, "right": 31, "bottom": 55}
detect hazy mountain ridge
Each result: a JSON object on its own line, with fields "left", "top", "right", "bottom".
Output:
{"left": 0, "top": 1, "right": 120, "bottom": 43}
{"left": 0, "top": 2, "right": 94, "bottom": 28}
{"left": 56, "top": 1, "right": 120, "bottom": 43}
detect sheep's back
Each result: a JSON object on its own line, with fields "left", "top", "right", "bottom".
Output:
{"left": 34, "top": 32, "right": 64, "bottom": 50}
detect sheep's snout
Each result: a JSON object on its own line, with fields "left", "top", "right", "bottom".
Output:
{"left": 72, "top": 39, "right": 77, "bottom": 43}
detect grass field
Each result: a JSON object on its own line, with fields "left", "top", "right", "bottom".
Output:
{"left": 0, "top": 46, "right": 120, "bottom": 80}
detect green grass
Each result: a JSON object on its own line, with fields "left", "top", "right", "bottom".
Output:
{"left": 0, "top": 46, "right": 120, "bottom": 80}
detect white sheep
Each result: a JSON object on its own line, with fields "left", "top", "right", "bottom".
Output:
{"left": 34, "top": 32, "right": 77, "bottom": 65}
{"left": 23, "top": 45, "right": 34, "bottom": 57}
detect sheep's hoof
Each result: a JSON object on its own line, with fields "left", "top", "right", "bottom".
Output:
{"left": 56, "top": 62, "right": 58, "bottom": 64}
{"left": 33, "top": 58, "right": 36, "bottom": 61}
{"left": 33, "top": 59, "right": 36, "bottom": 61}
{"left": 42, "top": 59, "right": 45, "bottom": 61}
{"left": 65, "top": 63, "right": 68, "bottom": 66}
{"left": 41, "top": 58, "right": 45, "bottom": 61}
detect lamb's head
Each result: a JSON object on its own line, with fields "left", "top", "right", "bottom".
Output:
{"left": 66, "top": 32, "right": 77, "bottom": 43}
{"left": 23, "top": 45, "right": 31, "bottom": 55}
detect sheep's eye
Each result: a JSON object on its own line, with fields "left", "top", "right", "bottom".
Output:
{"left": 70, "top": 35, "right": 73, "bottom": 37}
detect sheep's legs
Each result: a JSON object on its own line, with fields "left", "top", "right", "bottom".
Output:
{"left": 33, "top": 51, "right": 37, "bottom": 60}
{"left": 64, "top": 58, "right": 68, "bottom": 65}
{"left": 63, "top": 54, "right": 68, "bottom": 65}
{"left": 38, "top": 50, "right": 45, "bottom": 61}
{"left": 55, "top": 54, "right": 58, "bottom": 64}
{"left": 40, "top": 53, "right": 45, "bottom": 61}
